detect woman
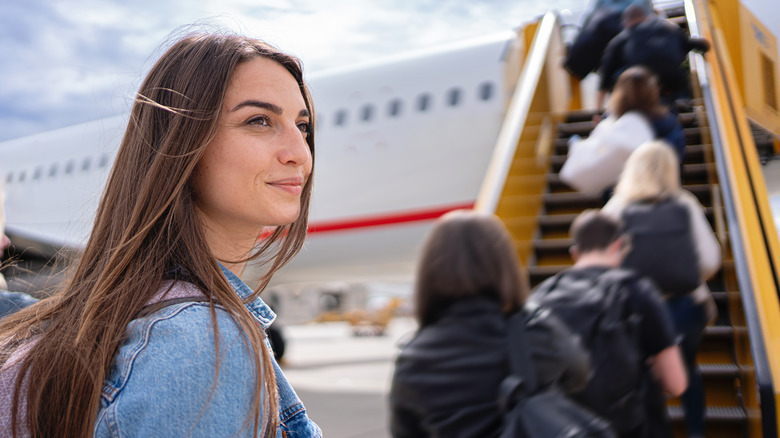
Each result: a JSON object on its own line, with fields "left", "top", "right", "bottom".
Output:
{"left": 390, "top": 210, "right": 590, "bottom": 438}
{"left": 607, "top": 66, "right": 686, "bottom": 162}
{"left": 0, "top": 33, "right": 321, "bottom": 437}
{"left": 604, "top": 141, "right": 721, "bottom": 438}
{"left": 561, "top": 66, "right": 684, "bottom": 195}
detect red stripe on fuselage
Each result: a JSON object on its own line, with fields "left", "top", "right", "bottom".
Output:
{"left": 307, "top": 202, "right": 475, "bottom": 234}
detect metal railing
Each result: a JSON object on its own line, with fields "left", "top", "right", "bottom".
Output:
{"left": 686, "top": 0, "right": 780, "bottom": 434}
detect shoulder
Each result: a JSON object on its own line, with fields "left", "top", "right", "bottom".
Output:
{"left": 607, "top": 29, "right": 630, "bottom": 47}
{"left": 0, "top": 291, "right": 39, "bottom": 318}
{"left": 108, "top": 299, "right": 253, "bottom": 392}
{"left": 602, "top": 196, "right": 627, "bottom": 217}
{"left": 668, "top": 191, "right": 707, "bottom": 221}
{"left": 523, "top": 301, "right": 581, "bottom": 346}
{"left": 611, "top": 112, "right": 654, "bottom": 136}
{"left": 674, "top": 190, "right": 703, "bottom": 209}
{"left": 97, "top": 299, "right": 260, "bottom": 437}
{"left": 620, "top": 273, "right": 667, "bottom": 312}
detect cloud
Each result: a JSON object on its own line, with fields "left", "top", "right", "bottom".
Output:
{"left": 0, "top": 0, "right": 581, "bottom": 141}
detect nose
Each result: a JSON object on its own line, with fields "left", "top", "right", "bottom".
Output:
{"left": 278, "top": 123, "right": 312, "bottom": 167}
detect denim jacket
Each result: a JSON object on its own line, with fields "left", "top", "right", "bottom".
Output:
{"left": 93, "top": 265, "right": 322, "bottom": 437}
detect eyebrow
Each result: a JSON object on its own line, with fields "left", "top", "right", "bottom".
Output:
{"left": 231, "top": 100, "right": 309, "bottom": 118}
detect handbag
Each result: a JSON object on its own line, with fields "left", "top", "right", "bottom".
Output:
{"left": 559, "top": 112, "right": 654, "bottom": 194}
{"left": 498, "top": 310, "right": 616, "bottom": 438}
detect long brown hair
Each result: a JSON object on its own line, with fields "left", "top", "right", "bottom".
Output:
{"left": 0, "top": 32, "right": 315, "bottom": 438}
{"left": 414, "top": 210, "right": 528, "bottom": 327}
{"left": 609, "top": 66, "right": 666, "bottom": 119}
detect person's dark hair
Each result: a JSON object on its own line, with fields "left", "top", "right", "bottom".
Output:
{"left": 415, "top": 210, "right": 528, "bottom": 327}
{"left": 0, "top": 32, "right": 315, "bottom": 438}
{"left": 570, "top": 210, "right": 624, "bottom": 253}
{"left": 609, "top": 66, "right": 666, "bottom": 118}
{"left": 622, "top": 4, "right": 649, "bottom": 25}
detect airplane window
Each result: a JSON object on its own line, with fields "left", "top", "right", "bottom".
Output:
{"left": 65, "top": 160, "right": 75, "bottom": 175}
{"left": 334, "top": 110, "right": 348, "bottom": 126}
{"left": 479, "top": 82, "right": 494, "bottom": 101}
{"left": 448, "top": 88, "right": 462, "bottom": 106}
{"left": 81, "top": 157, "right": 91, "bottom": 172}
{"left": 388, "top": 99, "right": 403, "bottom": 117}
{"left": 98, "top": 155, "right": 109, "bottom": 168}
{"left": 5, "top": 173, "right": 12, "bottom": 184}
{"left": 361, "top": 104, "right": 374, "bottom": 122}
{"left": 33, "top": 166, "right": 43, "bottom": 180}
{"left": 417, "top": 94, "right": 431, "bottom": 112}
{"left": 18, "top": 171, "right": 26, "bottom": 183}
{"left": 49, "top": 164, "right": 58, "bottom": 177}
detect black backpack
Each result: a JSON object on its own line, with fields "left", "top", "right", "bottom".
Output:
{"left": 529, "top": 269, "right": 645, "bottom": 434}
{"left": 621, "top": 19, "right": 686, "bottom": 89}
{"left": 621, "top": 197, "right": 700, "bottom": 296}
{"left": 498, "top": 305, "right": 615, "bottom": 438}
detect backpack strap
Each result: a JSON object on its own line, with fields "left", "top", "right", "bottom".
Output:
{"left": 507, "top": 308, "right": 540, "bottom": 391}
{"left": 498, "top": 309, "right": 539, "bottom": 413}
{"left": 593, "top": 269, "right": 636, "bottom": 326}
{"left": 135, "top": 297, "right": 211, "bottom": 319}
{"left": 527, "top": 272, "right": 566, "bottom": 307}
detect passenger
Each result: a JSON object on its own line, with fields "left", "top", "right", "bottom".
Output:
{"left": 0, "top": 32, "right": 321, "bottom": 437}
{"left": 561, "top": 66, "right": 685, "bottom": 198}
{"left": 531, "top": 209, "right": 687, "bottom": 438}
{"left": 0, "top": 190, "right": 38, "bottom": 318}
{"left": 604, "top": 140, "right": 721, "bottom": 438}
{"left": 607, "top": 66, "right": 686, "bottom": 163}
{"left": 564, "top": 0, "right": 653, "bottom": 79}
{"left": 597, "top": 4, "right": 710, "bottom": 111}
{"left": 562, "top": 68, "right": 673, "bottom": 197}
{"left": 389, "top": 210, "right": 590, "bottom": 438}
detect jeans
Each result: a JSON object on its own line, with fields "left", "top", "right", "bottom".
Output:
{"left": 666, "top": 294, "right": 707, "bottom": 437}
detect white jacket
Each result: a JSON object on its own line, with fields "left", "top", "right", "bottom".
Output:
{"left": 560, "top": 111, "right": 654, "bottom": 194}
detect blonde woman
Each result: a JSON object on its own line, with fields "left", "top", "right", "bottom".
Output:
{"left": 603, "top": 140, "right": 720, "bottom": 438}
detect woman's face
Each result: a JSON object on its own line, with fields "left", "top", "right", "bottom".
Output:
{"left": 192, "top": 56, "right": 312, "bottom": 245}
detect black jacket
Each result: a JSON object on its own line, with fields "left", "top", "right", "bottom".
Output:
{"left": 599, "top": 16, "right": 710, "bottom": 93}
{"left": 389, "top": 298, "right": 590, "bottom": 438}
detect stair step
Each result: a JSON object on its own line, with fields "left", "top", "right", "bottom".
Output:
{"left": 542, "top": 184, "right": 712, "bottom": 210}
{"left": 667, "top": 405, "right": 746, "bottom": 422}
{"left": 550, "top": 145, "right": 707, "bottom": 170}
{"left": 557, "top": 113, "right": 698, "bottom": 136}
{"left": 699, "top": 362, "right": 740, "bottom": 377}
{"left": 538, "top": 208, "right": 716, "bottom": 237}
{"left": 547, "top": 162, "right": 713, "bottom": 191}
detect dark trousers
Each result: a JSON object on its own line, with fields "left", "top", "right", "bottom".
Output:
{"left": 666, "top": 294, "right": 708, "bottom": 437}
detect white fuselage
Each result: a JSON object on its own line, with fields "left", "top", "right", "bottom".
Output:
{"left": 0, "top": 31, "right": 517, "bottom": 286}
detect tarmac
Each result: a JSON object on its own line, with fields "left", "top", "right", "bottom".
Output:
{"left": 279, "top": 317, "right": 418, "bottom": 438}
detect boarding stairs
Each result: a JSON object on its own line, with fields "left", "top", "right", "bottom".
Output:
{"left": 478, "top": 1, "right": 780, "bottom": 436}
{"left": 528, "top": 105, "right": 748, "bottom": 438}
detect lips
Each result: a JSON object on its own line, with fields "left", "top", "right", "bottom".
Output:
{"left": 268, "top": 177, "right": 305, "bottom": 195}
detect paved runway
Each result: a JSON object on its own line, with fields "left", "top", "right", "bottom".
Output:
{"left": 279, "top": 317, "right": 418, "bottom": 438}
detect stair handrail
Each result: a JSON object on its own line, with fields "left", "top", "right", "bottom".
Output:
{"left": 686, "top": 0, "right": 780, "bottom": 434}
{"left": 475, "top": 11, "right": 564, "bottom": 213}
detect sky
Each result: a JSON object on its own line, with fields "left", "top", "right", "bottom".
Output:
{"left": 0, "top": 0, "right": 777, "bottom": 142}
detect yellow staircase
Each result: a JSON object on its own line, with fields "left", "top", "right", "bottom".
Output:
{"left": 478, "top": 1, "right": 780, "bottom": 436}
{"left": 526, "top": 105, "right": 749, "bottom": 437}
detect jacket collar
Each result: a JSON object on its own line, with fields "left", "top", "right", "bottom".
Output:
{"left": 218, "top": 263, "right": 276, "bottom": 329}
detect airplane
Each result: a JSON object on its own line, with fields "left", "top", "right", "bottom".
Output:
{"left": 0, "top": 28, "right": 531, "bottom": 289}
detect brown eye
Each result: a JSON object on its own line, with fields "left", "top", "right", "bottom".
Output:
{"left": 248, "top": 116, "right": 270, "bottom": 126}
